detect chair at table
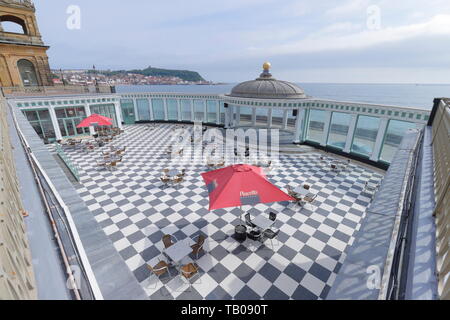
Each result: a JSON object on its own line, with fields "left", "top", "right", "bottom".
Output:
{"left": 245, "top": 213, "right": 257, "bottom": 230}
{"left": 162, "top": 234, "right": 176, "bottom": 249}
{"left": 287, "top": 186, "right": 302, "bottom": 206}
{"left": 261, "top": 229, "right": 280, "bottom": 250}
{"left": 147, "top": 259, "right": 171, "bottom": 283}
{"left": 269, "top": 212, "right": 277, "bottom": 222}
{"left": 106, "top": 161, "right": 117, "bottom": 171}
{"left": 96, "top": 160, "right": 107, "bottom": 170}
{"left": 304, "top": 194, "right": 317, "bottom": 209}
{"left": 173, "top": 176, "right": 184, "bottom": 188}
{"left": 180, "top": 263, "right": 200, "bottom": 290}
{"left": 364, "top": 181, "right": 379, "bottom": 193}
{"left": 190, "top": 235, "right": 205, "bottom": 259}
{"left": 160, "top": 176, "right": 171, "bottom": 188}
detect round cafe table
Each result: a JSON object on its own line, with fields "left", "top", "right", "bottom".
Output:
{"left": 167, "top": 169, "right": 180, "bottom": 177}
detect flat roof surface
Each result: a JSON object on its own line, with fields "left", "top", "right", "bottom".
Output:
{"left": 58, "top": 123, "right": 384, "bottom": 299}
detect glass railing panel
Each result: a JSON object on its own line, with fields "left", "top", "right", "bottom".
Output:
{"left": 194, "top": 100, "right": 204, "bottom": 122}
{"left": 219, "top": 103, "right": 225, "bottom": 124}
{"left": 379, "top": 119, "right": 416, "bottom": 162}
{"left": 151, "top": 98, "right": 165, "bottom": 120}
{"left": 207, "top": 100, "right": 217, "bottom": 123}
{"left": 136, "top": 98, "right": 150, "bottom": 121}
{"left": 239, "top": 106, "right": 253, "bottom": 126}
{"left": 167, "top": 99, "right": 178, "bottom": 120}
{"left": 256, "top": 108, "right": 268, "bottom": 126}
{"left": 287, "top": 109, "right": 296, "bottom": 131}
{"left": 306, "top": 109, "right": 326, "bottom": 143}
{"left": 351, "top": 115, "right": 380, "bottom": 157}
{"left": 272, "top": 108, "right": 284, "bottom": 129}
{"left": 327, "top": 111, "right": 351, "bottom": 150}
{"left": 181, "top": 99, "right": 191, "bottom": 121}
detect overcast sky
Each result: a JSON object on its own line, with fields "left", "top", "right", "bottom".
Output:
{"left": 33, "top": 0, "right": 450, "bottom": 83}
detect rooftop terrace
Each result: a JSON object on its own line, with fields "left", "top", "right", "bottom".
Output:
{"left": 47, "top": 123, "right": 384, "bottom": 299}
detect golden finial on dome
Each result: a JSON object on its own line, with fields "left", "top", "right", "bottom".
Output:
{"left": 263, "top": 62, "right": 271, "bottom": 71}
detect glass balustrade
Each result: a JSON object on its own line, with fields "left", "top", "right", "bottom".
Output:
{"left": 306, "top": 109, "right": 326, "bottom": 143}
{"left": 136, "top": 99, "right": 150, "bottom": 121}
{"left": 151, "top": 98, "right": 165, "bottom": 120}
{"left": 327, "top": 112, "right": 352, "bottom": 150}
{"left": 351, "top": 115, "right": 380, "bottom": 157}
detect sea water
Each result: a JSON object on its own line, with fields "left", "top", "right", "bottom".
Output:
{"left": 116, "top": 83, "right": 450, "bottom": 110}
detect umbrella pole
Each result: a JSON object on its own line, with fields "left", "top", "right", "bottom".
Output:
{"left": 240, "top": 205, "right": 243, "bottom": 224}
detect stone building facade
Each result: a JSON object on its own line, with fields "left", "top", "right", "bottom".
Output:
{"left": 0, "top": 0, "right": 52, "bottom": 87}
{"left": 0, "top": 92, "right": 37, "bottom": 299}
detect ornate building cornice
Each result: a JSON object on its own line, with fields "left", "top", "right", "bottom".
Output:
{"left": 0, "top": 0, "right": 35, "bottom": 11}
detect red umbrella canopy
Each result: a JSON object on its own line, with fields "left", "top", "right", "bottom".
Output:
{"left": 201, "top": 164, "right": 294, "bottom": 210}
{"left": 76, "top": 114, "right": 113, "bottom": 128}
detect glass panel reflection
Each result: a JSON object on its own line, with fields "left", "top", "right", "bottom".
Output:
{"left": 151, "top": 99, "right": 165, "bottom": 120}
{"left": 136, "top": 99, "right": 150, "bottom": 121}
{"left": 327, "top": 112, "right": 351, "bottom": 149}
{"left": 351, "top": 115, "right": 380, "bottom": 157}
{"left": 380, "top": 120, "right": 416, "bottom": 162}
{"left": 194, "top": 100, "right": 205, "bottom": 121}
{"left": 167, "top": 99, "right": 178, "bottom": 120}
{"left": 306, "top": 109, "right": 326, "bottom": 143}
{"left": 181, "top": 100, "right": 191, "bottom": 121}
{"left": 287, "top": 109, "right": 297, "bottom": 131}
{"left": 272, "top": 109, "right": 284, "bottom": 128}
{"left": 256, "top": 108, "right": 268, "bottom": 126}
{"left": 239, "top": 106, "right": 253, "bottom": 126}
{"left": 207, "top": 100, "right": 217, "bottom": 123}
{"left": 219, "top": 103, "right": 225, "bottom": 124}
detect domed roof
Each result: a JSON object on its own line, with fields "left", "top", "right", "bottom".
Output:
{"left": 228, "top": 62, "right": 306, "bottom": 99}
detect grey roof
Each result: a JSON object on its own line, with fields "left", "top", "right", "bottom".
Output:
{"left": 227, "top": 69, "right": 307, "bottom": 99}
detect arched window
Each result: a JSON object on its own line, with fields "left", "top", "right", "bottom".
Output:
{"left": 0, "top": 15, "right": 28, "bottom": 34}
{"left": 17, "top": 59, "right": 39, "bottom": 86}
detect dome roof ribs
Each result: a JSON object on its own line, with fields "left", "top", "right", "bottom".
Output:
{"left": 227, "top": 62, "right": 306, "bottom": 99}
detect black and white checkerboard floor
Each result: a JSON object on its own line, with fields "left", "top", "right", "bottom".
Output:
{"left": 61, "top": 124, "right": 384, "bottom": 300}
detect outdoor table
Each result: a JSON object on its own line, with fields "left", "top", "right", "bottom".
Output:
{"left": 164, "top": 239, "right": 194, "bottom": 263}
{"left": 251, "top": 215, "right": 275, "bottom": 230}
{"left": 294, "top": 187, "right": 313, "bottom": 197}
{"left": 167, "top": 169, "right": 180, "bottom": 177}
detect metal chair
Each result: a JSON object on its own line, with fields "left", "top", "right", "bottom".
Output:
{"left": 163, "top": 234, "right": 178, "bottom": 248}
{"left": 245, "top": 213, "right": 257, "bottom": 230}
{"left": 96, "top": 160, "right": 107, "bottom": 170}
{"left": 261, "top": 229, "right": 280, "bottom": 250}
{"left": 146, "top": 259, "right": 171, "bottom": 288}
{"left": 304, "top": 194, "right": 317, "bottom": 209}
{"left": 190, "top": 235, "right": 206, "bottom": 259}
{"left": 269, "top": 212, "right": 277, "bottom": 222}
{"left": 180, "top": 263, "right": 200, "bottom": 290}
{"left": 160, "top": 176, "right": 171, "bottom": 188}
{"left": 173, "top": 176, "right": 184, "bottom": 188}
{"left": 106, "top": 161, "right": 117, "bottom": 171}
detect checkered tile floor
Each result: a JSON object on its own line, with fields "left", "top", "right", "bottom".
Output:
{"left": 60, "top": 124, "right": 384, "bottom": 300}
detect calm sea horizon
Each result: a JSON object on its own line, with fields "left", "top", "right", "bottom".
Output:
{"left": 116, "top": 83, "right": 450, "bottom": 110}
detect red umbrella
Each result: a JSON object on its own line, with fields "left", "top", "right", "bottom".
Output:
{"left": 76, "top": 113, "right": 113, "bottom": 128}
{"left": 201, "top": 164, "right": 294, "bottom": 222}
